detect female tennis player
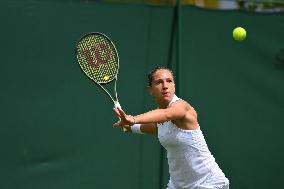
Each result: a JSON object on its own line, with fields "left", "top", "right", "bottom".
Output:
{"left": 113, "top": 67, "right": 229, "bottom": 189}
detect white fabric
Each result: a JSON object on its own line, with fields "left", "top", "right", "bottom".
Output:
{"left": 131, "top": 124, "right": 143, "bottom": 134}
{"left": 158, "top": 95, "right": 229, "bottom": 189}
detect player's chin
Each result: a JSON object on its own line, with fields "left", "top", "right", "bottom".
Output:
{"left": 161, "top": 93, "right": 172, "bottom": 100}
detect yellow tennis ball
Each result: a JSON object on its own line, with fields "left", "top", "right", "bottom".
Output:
{"left": 233, "top": 27, "right": 246, "bottom": 41}
{"left": 103, "top": 75, "right": 109, "bottom": 81}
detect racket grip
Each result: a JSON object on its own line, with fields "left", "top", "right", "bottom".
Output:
{"left": 114, "top": 101, "right": 127, "bottom": 132}
{"left": 114, "top": 101, "right": 121, "bottom": 109}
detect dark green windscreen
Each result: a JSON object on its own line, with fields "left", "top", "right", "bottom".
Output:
{"left": 0, "top": 1, "right": 283, "bottom": 189}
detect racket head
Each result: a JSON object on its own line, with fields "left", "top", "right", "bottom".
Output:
{"left": 75, "top": 32, "right": 119, "bottom": 84}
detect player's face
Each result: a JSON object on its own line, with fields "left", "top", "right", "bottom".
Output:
{"left": 148, "top": 69, "right": 175, "bottom": 105}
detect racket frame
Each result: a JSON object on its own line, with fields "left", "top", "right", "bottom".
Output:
{"left": 76, "top": 32, "right": 121, "bottom": 108}
{"left": 75, "top": 32, "right": 125, "bottom": 130}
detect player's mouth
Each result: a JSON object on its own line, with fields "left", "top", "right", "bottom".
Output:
{"left": 162, "top": 92, "right": 170, "bottom": 96}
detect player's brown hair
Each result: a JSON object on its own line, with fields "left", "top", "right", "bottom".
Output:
{"left": 147, "top": 66, "right": 174, "bottom": 86}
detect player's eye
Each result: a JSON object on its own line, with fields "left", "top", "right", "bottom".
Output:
{"left": 155, "top": 80, "right": 162, "bottom": 85}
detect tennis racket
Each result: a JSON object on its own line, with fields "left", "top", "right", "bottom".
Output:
{"left": 75, "top": 32, "right": 126, "bottom": 131}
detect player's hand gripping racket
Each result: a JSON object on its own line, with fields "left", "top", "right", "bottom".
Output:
{"left": 75, "top": 32, "right": 126, "bottom": 132}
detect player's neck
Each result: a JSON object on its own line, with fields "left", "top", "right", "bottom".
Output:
{"left": 156, "top": 99, "right": 169, "bottom": 109}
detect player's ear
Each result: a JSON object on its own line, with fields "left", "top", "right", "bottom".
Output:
{"left": 147, "top": 86, "right": 152, "bottom": 95}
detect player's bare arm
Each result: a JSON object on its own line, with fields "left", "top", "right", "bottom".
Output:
{"left": 113, "top": 100, "right": 198, "bottom": 132}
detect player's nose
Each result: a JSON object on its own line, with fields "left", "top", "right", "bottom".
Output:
{"left": 162, "top": 81, "right": 168, "bottom": 88}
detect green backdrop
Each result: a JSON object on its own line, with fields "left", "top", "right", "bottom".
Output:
{"left": 0, "top": 1, "right": 283, "bottom": 189}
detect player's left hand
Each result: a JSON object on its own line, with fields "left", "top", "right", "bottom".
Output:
{"left": 113, "top": 108, "right": 135, "bottom": 128}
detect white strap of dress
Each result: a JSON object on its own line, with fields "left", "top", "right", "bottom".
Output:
{"left": 168, "top": 94, "right": 180, "bottom": 107}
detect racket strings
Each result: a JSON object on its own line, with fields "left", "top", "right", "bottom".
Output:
{"left": 77, "top": 34, "right": 118, "bottom": 84}
{"left": 76, "top": 32, "right": 123, "bottom": 131}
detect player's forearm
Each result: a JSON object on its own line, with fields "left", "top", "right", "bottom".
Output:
{"left": 133, "top": 109, "right": 169, "bottom": 124}
{"left": 140, "top": 123, "right": 157, "bottom": 134}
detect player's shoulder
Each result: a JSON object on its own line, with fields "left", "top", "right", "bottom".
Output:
{"left": 170, "top": 98, "right": 193, "bottom": 110}
{"left": 169, "top": 98, "right": 188, "bottom": 108}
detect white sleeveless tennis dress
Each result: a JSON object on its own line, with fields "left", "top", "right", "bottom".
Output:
{"left": 157, "top": 95, "right": 229, "bottom": 189}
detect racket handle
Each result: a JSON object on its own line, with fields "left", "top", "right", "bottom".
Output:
{"left": 114, "top": 101, "right": 121, "bottom": 109}
{"left": 114, "top": 101, "right": 127, "bottom": 132}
